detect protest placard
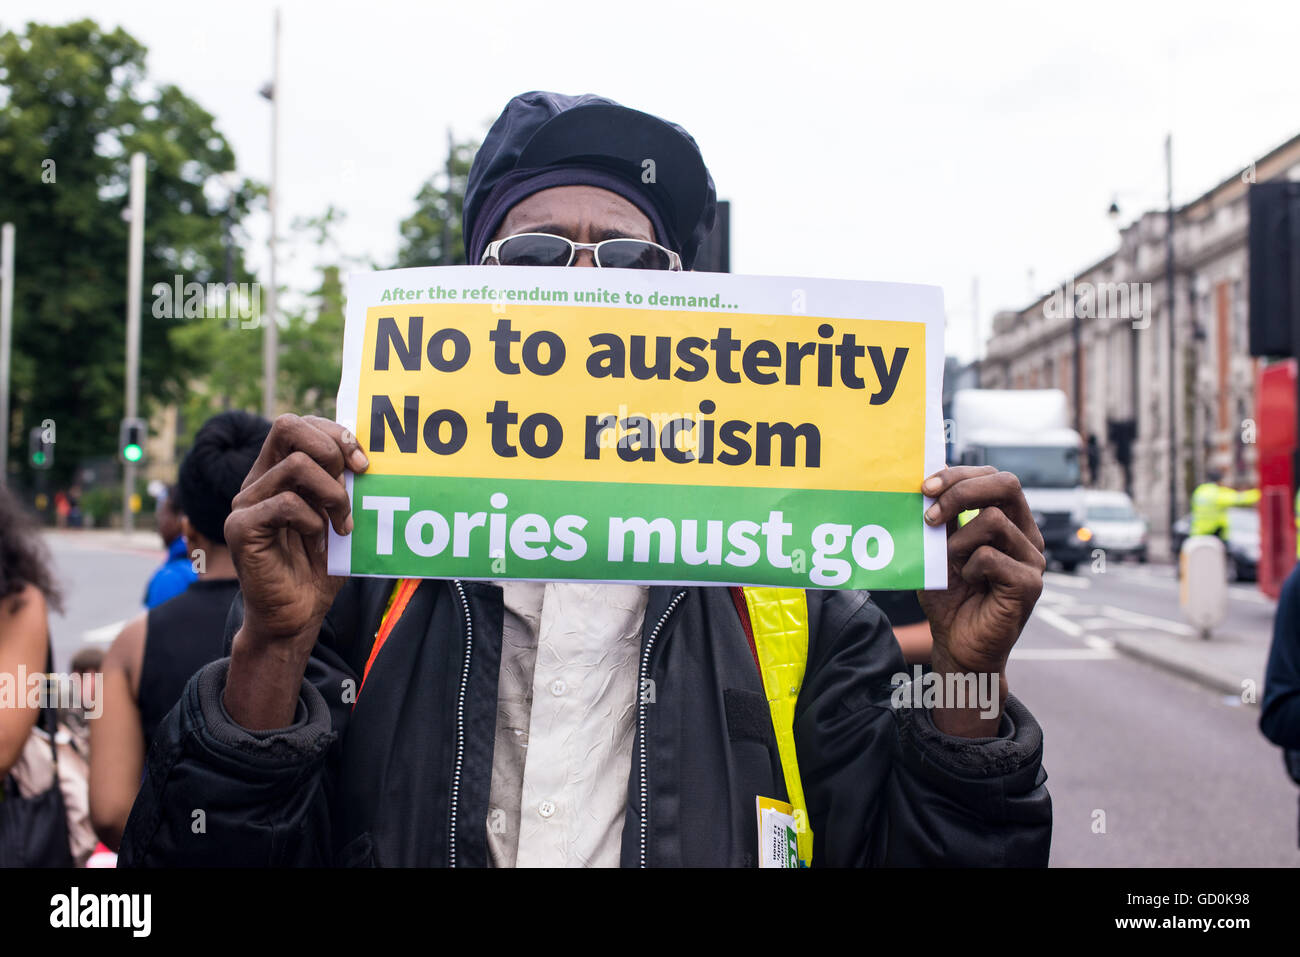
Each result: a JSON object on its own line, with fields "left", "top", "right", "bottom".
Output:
{"left": 327, "top": 266, "right": 946, "bottom": 589}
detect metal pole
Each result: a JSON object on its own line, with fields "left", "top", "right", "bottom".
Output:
{"left": 0, "top": 223, "right": 13, "bottom": 484}
{"left": 1165, "top": 133, "right": 1178, "bottom": 552}
{"left": 124, "top": 152, "right": 145, "bottom": 532}
{"left": 970, "top": 275, "right": 980, "bottom": 386}
{"left": 442, "top": 126, "right": 454, "bottom": 266}
{"left": 263, "top": 7, "right": 280, "bottom": 419}
{"left": 1072, "top": 281, "right": 1083, "bottom": 436}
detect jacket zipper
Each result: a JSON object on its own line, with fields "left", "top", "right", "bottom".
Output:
{"left": 448, "top": 580, "right": 473, "bottom": 867}
{"left": 638, "top": 589, "right": 686, "bottom": 869}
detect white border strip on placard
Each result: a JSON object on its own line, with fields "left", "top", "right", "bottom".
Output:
{"left": 922, "top": 285, "right": 948, "bottom": 590}
{"left": 328, "top": 266, "right": 949, "bottom": 590}
{"left": 334, "top": 271, "right": 376, "bottom": 436}
{"left": 327, "top": 471, "right": 354, "bottom": 576}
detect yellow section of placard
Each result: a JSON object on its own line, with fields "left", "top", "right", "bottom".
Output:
{"left": 353, "top": 303, "right": 924, "bottom": 494}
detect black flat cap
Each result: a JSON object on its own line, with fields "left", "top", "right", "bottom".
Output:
{"left": 464, "top": 91, "right": 717, "bottom": 269}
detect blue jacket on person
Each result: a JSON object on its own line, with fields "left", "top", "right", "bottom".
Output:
{"left": 143, "top": 537, "right": 197, "bottom": 609}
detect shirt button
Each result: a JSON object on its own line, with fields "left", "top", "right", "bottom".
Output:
{"left": 538, "top": 800, "right": 556, "bottom": 819}
{"left": 550, "top": 678, "right": 567, "bottom": 696}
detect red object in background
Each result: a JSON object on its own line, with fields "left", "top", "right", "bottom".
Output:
{"left": 1256, "top": 360, "right": 1297, "bottom": 598}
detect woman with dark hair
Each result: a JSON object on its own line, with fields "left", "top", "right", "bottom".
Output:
{"left": 0, "top": 484, "right": 62, "bottom": 779}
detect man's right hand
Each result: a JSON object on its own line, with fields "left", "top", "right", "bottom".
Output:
{"left": 222, "top": 414, "right": 369, "bottom": 729}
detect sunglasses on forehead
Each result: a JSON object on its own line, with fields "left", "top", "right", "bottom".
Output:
{"left": 480, "top": 232, "right": 683, "bottom": 271}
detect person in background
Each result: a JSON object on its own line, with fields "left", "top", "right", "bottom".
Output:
{"left": 142, "top": 485, "right": 197, "bottom": 608}
{"left": 0, "top": 485, "right": 73, "bottom": 866}
{"left": 52, "top": 645, "right": 104, "bottom": 867}
{"left": 1261, "top": 561, "right": 1300, "bottom": 844}
{"left": 1190, "top": 469, "right": 1259, "bottom": 542}
{"left": 60, "top": 646, "right": 103, "bottom": 755}
{"left": 66, "top": 484, "right": 83, "bottom": 529}
{"left": 90, "top": 411, "right": 271, "bottom": 850}
{"left": 0, "top": 485, "right": 63, "bottom": 780}
{"left": 54, "top": 490, "right": 70, "bottom": 529}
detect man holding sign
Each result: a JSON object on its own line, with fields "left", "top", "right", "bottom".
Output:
{"left": 121, "top": 92, "right": 1051, "bottom": 868}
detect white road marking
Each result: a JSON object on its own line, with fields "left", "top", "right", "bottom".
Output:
{"left": 1038, "top": 590, "right": 1085, "bottom": 607}
{"left": 1075, "top": 616, "right": 1125, "bottom": 631}
{"left": 83, "top": 619, "right": 127, "bottom": 644}
{"left": 1033, "top": 605, "right": 1084, "bottom": 637}
{"left": 1096, "top": 605, "right": 1196, "bottom": 636}
{"left": 1011, "top": 646, "right": 1117, "bottom": 660}
{"left": 1039, "top": 592, "right": 1199, "bottom": 638}
{"left": 1043, "top": 571, "right": 1092, "bottom": 590}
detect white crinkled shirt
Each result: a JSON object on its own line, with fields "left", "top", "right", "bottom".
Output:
{"left": 486, "top": 580, "right": 648, "bottom": 867}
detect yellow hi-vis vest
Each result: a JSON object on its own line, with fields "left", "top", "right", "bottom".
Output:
{"left": 740, "top": 586, "right": 813, "bottom": 867}
{"left": 361, "top": 580, "right": 816, "bottom": 867}
{"left": 1191, "top": 482, "right": 1234, "bottom": 537}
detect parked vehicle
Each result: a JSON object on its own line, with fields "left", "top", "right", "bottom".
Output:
{"left": 1223, "top": 506, "right": 1260, "bottom": 582}
{"left": 1171, "top": 508, "right": 1257, "bottom": 582}
{"left": 1171, "top": 513, "right": 1191, "bottom": 558}
{"left": 950, "top": 389, "right": 1088, "bottom": 571}
{"left": 1081, "top": 490, "right": 1148, "bottom": 563}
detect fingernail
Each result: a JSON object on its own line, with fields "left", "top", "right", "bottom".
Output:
{"left": 350, "top": 449, "right": 369, "bottom": 470}
{"left": 925, "top": 504, "right": 941, "bottom": 524}
{"left": 344, "top": 515, "right": 354, "bottom": 535}
{"left": 922, "top": 477, "right": 941, "bottom": 494}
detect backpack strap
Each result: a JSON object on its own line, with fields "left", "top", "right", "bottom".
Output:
{"left": 735, "top": 586, "right": 813, "bottom": 866}
{"left": 356, "top": 578, "right": 420, "bottom": 705}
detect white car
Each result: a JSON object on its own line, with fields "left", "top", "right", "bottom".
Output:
{"left": 1079, "top": 490, "right": 1148, "bottom": 563}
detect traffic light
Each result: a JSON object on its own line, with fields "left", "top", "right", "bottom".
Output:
{"left": 28, "top": 426, "right": 53, "bottom": 469}
{"left": 119, "top": 417, "right": 147, "bottom": 465}
{"left": 1248, "top": 181, "right": 1300, "bottom": 358}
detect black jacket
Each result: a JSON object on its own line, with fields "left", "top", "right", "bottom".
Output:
{"left": 1261, "top": 564, "right": 1300, "bottom": 783}
{"left": 118, "top": 578, "right": 1052, "bottom": 867}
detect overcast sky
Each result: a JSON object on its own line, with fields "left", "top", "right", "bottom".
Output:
{"left": 6, "top": 0, "right": 1300, "bottom": 361}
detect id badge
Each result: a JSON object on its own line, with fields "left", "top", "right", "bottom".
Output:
{"left": 756, "top": 796, "right": 799, "bottom": 868}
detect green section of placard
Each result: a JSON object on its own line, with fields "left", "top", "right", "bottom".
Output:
{"left": 346, "top": 472, "right": 923, "bottom": 589}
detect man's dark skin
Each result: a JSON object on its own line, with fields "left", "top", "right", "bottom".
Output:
{"left": 223, "top": 184, "right": 1046, "bottom": 740}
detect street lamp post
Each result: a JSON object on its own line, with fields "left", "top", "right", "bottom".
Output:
{"left": 261, "top": 8, "right": 281, "bottom": 420}
{"left": 123, "top": 152, "right": 146, "bottom": 533}
{"left": 1165, "top": 133, "right": 1178, "bottom": 554}
{"left": 0, "top": 223, "right": 13, "bottom": 485}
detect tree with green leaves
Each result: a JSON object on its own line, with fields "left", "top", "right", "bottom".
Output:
{"left": 394, "top": 132, "right": 478, "bottom": 268}
{"left": 0, "top": 19, "right": 256, "bottom": 485}
{"left": 169, "top": 206, "right": 352, "bottom": 443}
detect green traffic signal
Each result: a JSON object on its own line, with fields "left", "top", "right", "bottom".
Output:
{"left": 118, "top": 417, "right": 147, "bottom": 464}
